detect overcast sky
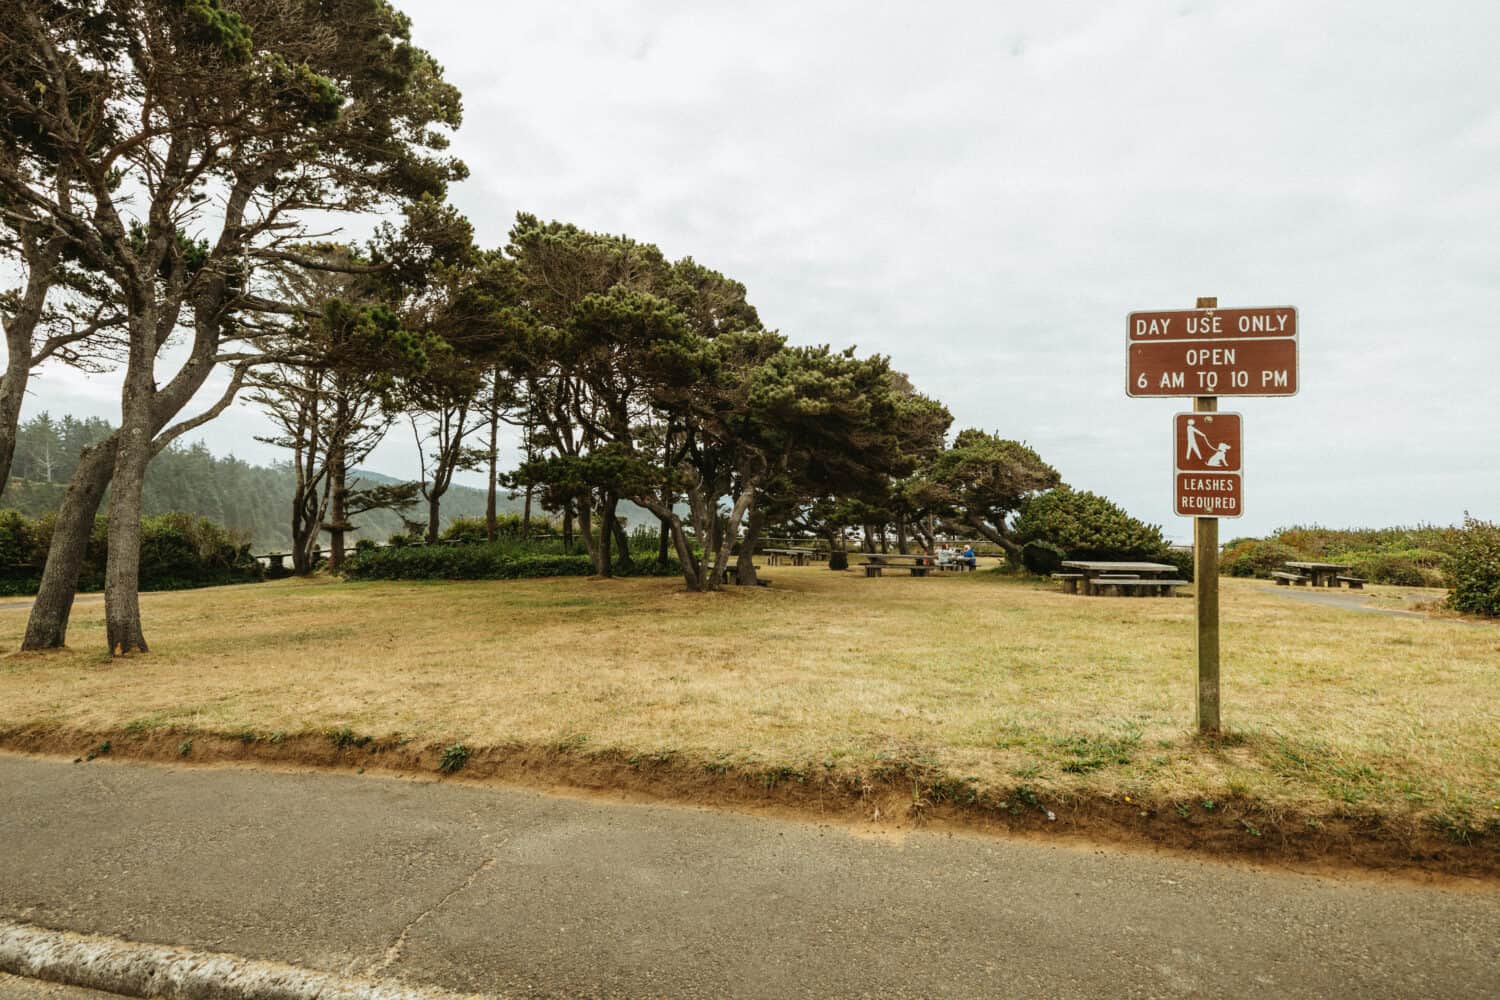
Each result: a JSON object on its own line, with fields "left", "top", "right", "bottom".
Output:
{"left": 27, "top": 0, "right": 1500, "bottom": 539}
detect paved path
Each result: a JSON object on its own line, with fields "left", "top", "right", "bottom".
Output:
{"left": 1, "top": 754, "right": 1496, "bottom": 999}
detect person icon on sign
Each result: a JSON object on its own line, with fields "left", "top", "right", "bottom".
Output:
{"left": 1205, "top": 442, "right": 1232, "bottom": 468}
{"left": 1184, "top": 418, "right": 1212, "bottom": 462}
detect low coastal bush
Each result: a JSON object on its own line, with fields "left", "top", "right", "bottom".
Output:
{"left": 0, "top": 509, "right": 261, "bottom": 595}
{"left": 1447, "top": 515, "right": 1500, "bottom": 617}
{"left": 342, "top": 540, "right": 682, "bottom": 581}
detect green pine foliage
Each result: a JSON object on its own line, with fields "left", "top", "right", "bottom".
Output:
{"left": 1013, "top": 487, "right": 1168, "bottom": 561}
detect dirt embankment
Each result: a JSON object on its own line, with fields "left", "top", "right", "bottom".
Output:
{"left": 2, "top": 725, "right": 1494, "bottom": 883}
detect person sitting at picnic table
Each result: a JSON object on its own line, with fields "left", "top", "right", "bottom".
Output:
{"left": 960, "top": 544, "right": 977, "bottom": 569}
{"left": 937, "top": 544, "right": 954, "bottom": 567}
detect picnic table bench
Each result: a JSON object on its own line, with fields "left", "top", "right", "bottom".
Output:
{"left": 1283, "top": 561, "right": 1354, "bottom": 588}
{"left": 1051, "top": 572, "right": 1084, "bottom": 594}
{"left": 1272, "top": 571, "right": 1309, "bottom": 586}
{"left": 864, "top": 553, "right": 935, "bottom": 578}
{"left": 1095, "top": 578, "right": 1189, "bottom": 597}
{"left": 1337, "top": 575, "right": 1366, "bottom": 590}
{"left": 762, "top": 548, "right": 816, "bottom": 566}
{"left": 1060, "top": 560, "right": 1182, "bottom": 597}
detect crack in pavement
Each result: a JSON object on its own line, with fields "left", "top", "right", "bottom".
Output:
{"left": 365, "top": 856, "right": 499, "bottom": 978}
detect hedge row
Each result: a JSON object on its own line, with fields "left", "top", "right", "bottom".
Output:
{"left": 0, "top": 509, "right": 263, "bottom": 596}
{"left": 341, "top": 541, "right": 685, "bottom": 581}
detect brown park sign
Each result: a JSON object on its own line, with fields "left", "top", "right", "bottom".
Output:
{"left": 1174, "top": 411, "right": 1242, "bottom": 518}
{"left": 1128, "top": 306, "right": 1297, "bottom": 397}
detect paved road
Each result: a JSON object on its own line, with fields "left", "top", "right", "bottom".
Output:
{"left": 1, "top": 754, "right": 1496, "bottom": 999}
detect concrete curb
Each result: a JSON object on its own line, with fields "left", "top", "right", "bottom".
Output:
{"left": 0, "top": 920, "right": 491, "bottom": 1000}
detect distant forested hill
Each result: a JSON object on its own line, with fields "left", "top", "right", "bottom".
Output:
{"left": 0, "top": 413, "right": 507, "bottom": 551}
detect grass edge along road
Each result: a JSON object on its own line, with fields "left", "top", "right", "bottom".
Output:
{"left": 1, "top": 567, "right": 1497, "bottom": 877}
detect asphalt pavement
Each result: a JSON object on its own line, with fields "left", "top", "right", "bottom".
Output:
{"left": 1, "top": 753, "right": 1496, "bottom": 999}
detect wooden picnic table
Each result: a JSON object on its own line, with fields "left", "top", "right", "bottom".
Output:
{"left": 762, "top": 547, "right": 816, "bottom": 566}
{"left": 1060, "top": 560, "right": 1181, "bottom": 597}
{"left": 1283, "top": 561, "right": 1354, "bottom": 588}
{"left": 864, "top": 553, "right": 936, "bottom": 577}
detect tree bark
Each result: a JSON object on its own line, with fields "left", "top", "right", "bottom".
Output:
{"left": 426, "top": 494, "right": 442, "bottom": 545}
{"left": 611, "top": 509, "right": 633, "bottom": 572}
{"left": 896, "top": 516, "right": 909, "bottom": 555}
{"left": 705, "top": 485, "right": 756, "bottom": 590}
{"left": 485, "top": 391, "right": 499, "bottom": 542}
{"left": 103, "top": 353, "right": 156, "bottom": 655}
{"left": 522, "top": 485, "right": 533, "bottom": 537}
{"left": 22, "top": 303, "right": 227, "bottom": 651}
{"left": 578, "top": 497, "right": 602, "bottom": 574}
{"left": 736, "top": 507, "right": 765, "bottom": 586}
{"left": 327, "top": 457, "right": 348, "bottom": 573}
{"left": 562, "top": 504, "right": 573, "bottom": 553}
{"left": 598, "top": 493, "right": 616, "bottom": 578}
{"left": 637, "top": 496, "right": 700, "bottom": 590}
{"left": 21, "top": 438, "right": 115, "bottom": 650}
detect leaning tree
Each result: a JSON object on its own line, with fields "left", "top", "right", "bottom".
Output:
{"left": 0, "top": 0, "right": 465, "bottom": 652}
{"left": 911, "top": 429, "right": 1062, "bottom": 559}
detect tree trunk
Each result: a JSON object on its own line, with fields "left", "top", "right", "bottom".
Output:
{"left": 485, "top": 396, "right": 499, "bottom": 542}
{"left": 706, "top": 485, "right": 757, "bottom": 590}
{"left": 636, "top": 496, "right": 699, "bottom": 590}
{"left": 611, "top": 511, "right": 633, "bottom": 572}
{"left": 103, "top": 364, "right": 155, "bottom": 656}
{"left": 736, "top": 507, "right": 765, "bottom": 586}
{"left": 948, "top": 516, "right": 1020, "bottom": 559}
{"left": 896, "top": 516, "right": 909, "bottom": 555}
{"left": 328, "top": 460, "right": 348, "bottom": 573}
{"left": 598, "top": 493, "right": 616, "bottom": 578}
{"left": 656, "top": 485, "right": 673, "bottom": 567}
{"left": 522, "top": 485, "right": 533, "bottom": 537}
{"left": 426, "top": 495, "right": 442, "bottom": 545}
{"left": 0, "top": 365, "right": 29, "bottom": 497}
{"left": 21, "top": 438, "right": 115, "bottom": 650}
{"left": 862, "top": 523, "right": 876, "bottom": 554}
{"left": 0, "top": 237, "right": 58, "bottom": 497}
{"left": 562, "top": 504, "right": 573, "bottom": 553}
{"left": 578, "top": 499, "right": 602, "bottom": 573}
{"left": 878, "top": 526, "right": 889, "bottom": 554}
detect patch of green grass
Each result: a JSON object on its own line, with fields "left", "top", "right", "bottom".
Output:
{"left": 438, "top": 742, "right": 470, "bottom": 774}
{"left": 327, "top": 726, "right": 371, "bottom": 751}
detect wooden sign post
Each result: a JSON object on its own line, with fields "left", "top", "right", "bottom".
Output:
{"left": 1125, "top": 297, "right": 1297, "bottom": 735}
{"left": 1192, "top": 298, "right": 1220, "bottom": 733}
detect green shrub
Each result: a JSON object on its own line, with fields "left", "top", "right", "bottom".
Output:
{"left": 342, "top": 541, "right": 594, "bottom": 581}
{"left": 1159, "top": 547, "right": 1194, "bottom": 582}
{"left": 1020, "top": 540, "right": 1065, "bottom": 576}
{"left": 353, "top": 538, "right": 378, "bottom": 554}
{"left": 386, "top": 531, "right": 419, "bottom": 547}
{"left": 0, "top": 508, "right": 260, "bottom": 595}
{"left": 1447, "top": 515, "right": 1500, "bottom": 617}
{"left": 1014, "top": 488, "right": 1166, "bottom": 561}
{"left": 1219, "top": 538, "right": 1305, "bottom": 578}
{"left": 1347, "top": 552, "right": 1444, "bottom": 588}
{"left": 440, "top": 517, "right": 489, "bottom": 543}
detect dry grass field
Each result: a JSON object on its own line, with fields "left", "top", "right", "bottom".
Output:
{"left": 2, "top": 565, "right": 1497, "bottom": 857}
